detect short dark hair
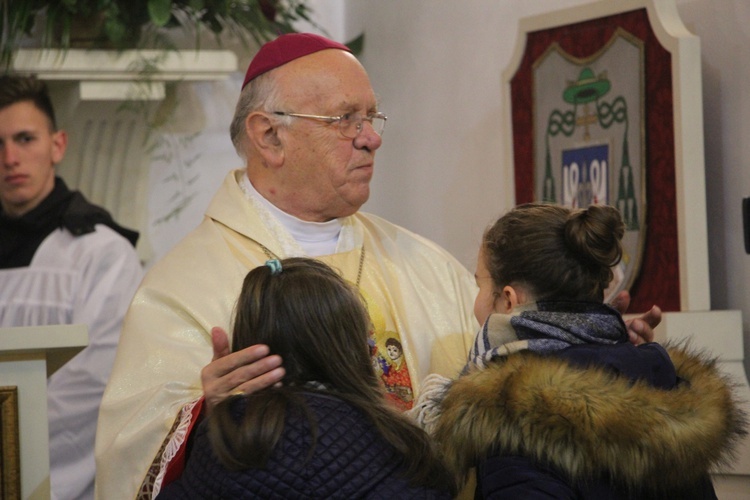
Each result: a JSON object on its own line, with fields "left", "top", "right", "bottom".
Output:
{"left": 0, "top": 75, "right": 57, "bottom": 130}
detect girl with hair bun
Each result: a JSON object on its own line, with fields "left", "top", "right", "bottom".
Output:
{"left": 410, "top": 203, "right": 746, "bottom": 499}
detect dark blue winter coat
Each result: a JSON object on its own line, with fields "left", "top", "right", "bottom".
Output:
{"left": 157, "top": 392, "right": 451, "bottom": 499}
{"left": 436, "top": 341, "right": 744, "bottom": 500}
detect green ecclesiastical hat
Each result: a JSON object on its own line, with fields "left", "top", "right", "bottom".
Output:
{"left": 563, "top": 67, "right": 611, "bottom": 104}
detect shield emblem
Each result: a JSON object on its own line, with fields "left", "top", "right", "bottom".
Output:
{"left": 532, "top": 29, "right": 646, "bottom": 302}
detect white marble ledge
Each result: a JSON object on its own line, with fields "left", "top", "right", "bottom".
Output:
{"left": 11, "top": 48, "right": 238, "bottom": 100}
{"left": 0, "top": 324, "right": 88, "bottom": 377}
{"left": 12, "top": 48, "right": 238, "bottom": 80}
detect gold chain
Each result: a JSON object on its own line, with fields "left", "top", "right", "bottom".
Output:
{"left": 259, "top": 244, "right": 366, "bottom": 288}
{"left": 354, "top": 246, "right": 365, "bottom": 288}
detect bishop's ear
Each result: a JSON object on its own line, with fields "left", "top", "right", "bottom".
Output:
{"left": 245, "top": 112, "right": 284, "bottom": 166}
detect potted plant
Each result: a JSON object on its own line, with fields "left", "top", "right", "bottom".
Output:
{"left": 0, "top": 0, "right": 313, "bottom": 68}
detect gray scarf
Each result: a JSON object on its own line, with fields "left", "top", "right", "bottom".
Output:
{"left": 410, "top": 300, "right": 628, "bottom": 434}
{"left": 464, "top": 300, "right": 628, "bottom": 373}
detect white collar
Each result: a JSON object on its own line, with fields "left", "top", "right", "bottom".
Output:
{"left": 239, "top": 173, "right": 358, "bottom": 257}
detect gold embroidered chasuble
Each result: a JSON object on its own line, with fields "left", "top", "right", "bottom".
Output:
{"left": 95, "top": 170, "right": 478, "bottom": 499}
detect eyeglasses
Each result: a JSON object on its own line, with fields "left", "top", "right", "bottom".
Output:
{"left": 272, "top": 111, "right": 387, "bottom": 139}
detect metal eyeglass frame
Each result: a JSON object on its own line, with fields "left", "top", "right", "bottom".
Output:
{"left": 272, "top": 111, "right": 387, "bottom": 138}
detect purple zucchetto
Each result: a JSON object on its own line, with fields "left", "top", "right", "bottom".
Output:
{"left": 242, "top": 32, "right": 352, "bottom": 89}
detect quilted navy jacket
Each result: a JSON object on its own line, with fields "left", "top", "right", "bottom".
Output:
{"left": 157, "top": 392, "right": 451, "bottom": 499}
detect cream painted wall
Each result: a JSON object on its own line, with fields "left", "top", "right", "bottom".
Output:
{"left": 359, "top": 0, "right": 590, "bottom": 267}
{"left": 677, "top": 0, "right": 750, "bottom": 366}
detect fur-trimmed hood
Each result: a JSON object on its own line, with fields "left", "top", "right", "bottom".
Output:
{"left": 434, "top": 343, "right": 747, "bottom": 494}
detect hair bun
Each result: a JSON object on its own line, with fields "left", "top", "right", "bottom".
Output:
{"left": 564, "top": 204, "right": 625, "bottom": 269}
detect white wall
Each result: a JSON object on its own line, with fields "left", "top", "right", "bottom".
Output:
{"left": 358, "top": 0, "right": 590, "bottom": 266}
{"left": 141, "top": 0, "right": 750, "bottom": 371}
{"left": 677, "top": 0, "right": 750, "bottom": 362}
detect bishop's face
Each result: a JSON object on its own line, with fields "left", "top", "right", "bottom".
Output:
{"left": 271, "top": 49, "right": 383, "bottom": 222}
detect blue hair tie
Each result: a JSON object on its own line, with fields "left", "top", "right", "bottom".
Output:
{"left": 265, "top": 259, "right": 282, "bottom": 275}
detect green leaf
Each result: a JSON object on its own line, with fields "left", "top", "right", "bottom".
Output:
{"left": 103, "top": 17, "right": 128, "bottom": 44}
{"left": 346, "top": 33, "right": 365, "bottom": 56}
{"left": 187, "top": 0, "right": 205, "bottom": 12}
{"left": 148, "top": 0, "right": 173, "bottom": 27}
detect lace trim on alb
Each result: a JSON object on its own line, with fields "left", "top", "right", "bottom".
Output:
{"left": 151, "top": 398, "right": 202, "bottom": 497}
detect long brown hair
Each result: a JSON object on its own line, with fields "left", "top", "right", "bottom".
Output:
{"left": 483, "top": 203, "right": 624, "bottom": 302}
{"left": 208, "top": 257, "right": 455, "bottom": 493}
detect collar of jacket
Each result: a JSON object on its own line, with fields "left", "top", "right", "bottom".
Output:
{"left": 0, "top": 177, "right": 139, "bottom": 247}
{"left": 435, "top": 343, "right": 747, "bottom": 493}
